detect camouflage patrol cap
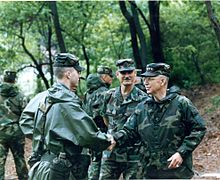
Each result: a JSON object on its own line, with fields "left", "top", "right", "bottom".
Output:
{"left": 3, "top": 70, "right": 17, "bottom": 83}
{"left": 97, "top": 66, "right": 113, "bottom": 77}
{"left": 116, "top": 59, "right": 135, "bottom": 72}
{"left": 141, "top": 63, "right": 171, "bottom": 77}
{"left": 86, "top": 74, "right": 102, "bottom": 89}
{"left": 53, "top": 53, "right": 85, "bottom": 72}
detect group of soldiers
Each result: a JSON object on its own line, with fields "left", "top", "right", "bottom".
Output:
{"left": 0, "top": 70, "right": 28, "bottom": 180}
{"left": 0, "top": 53, "right": 206, "bottom": 180}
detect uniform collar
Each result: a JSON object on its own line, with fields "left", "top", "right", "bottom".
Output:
{"left": 115, "top": 86, "right": 143, "bottom": 103}
{"left": 146, "top": 88, "right": 178, "bottom": 104}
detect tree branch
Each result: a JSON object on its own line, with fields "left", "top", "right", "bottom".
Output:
{"left": 27, "top": 2, "right": 47, "bottom": 30}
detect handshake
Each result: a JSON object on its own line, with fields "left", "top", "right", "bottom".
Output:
{"left": 106, "top": 134, "right": 116, "bottom": 151}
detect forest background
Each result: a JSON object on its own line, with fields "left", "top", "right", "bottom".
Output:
{"left": 0, "top": 1, "right": 219, "bottom": 95}
{"left": 1, "top": 1, "right": 220, "bottom": 179}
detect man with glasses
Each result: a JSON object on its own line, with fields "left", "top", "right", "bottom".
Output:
{"left": 112, "top": 63, "right": 206, "bottom": 179}
{"left": 98, "top": 59, "right": 147, "bottom": 180}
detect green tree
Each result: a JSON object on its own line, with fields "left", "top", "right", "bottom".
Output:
{"left": 205, "top": 0, "right": 220, "bottom": 63}
{"left": 0, "top": 2, "right": 53, "bottom": 90}
{"left": 0, "top": 1, "right": 220, "bottom": 93}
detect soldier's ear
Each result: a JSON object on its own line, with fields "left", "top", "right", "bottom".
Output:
{"left": 65, "top": 70, "right": 72, "bottom": 79}
{"left": 160, "top": 77, "right": 167, "bottom": 86}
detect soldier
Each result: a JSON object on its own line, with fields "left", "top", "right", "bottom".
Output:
{"left": 0, "top": 70, "right": 28, "bottom": 180}
{"left": 19, "top": 53, "right": 114, "bottom": 180}
{"left": 97, "top": 66, "right": 113, "bottom": 88}
{"left": 98, "top": 59, "right": 147, "bottom": 180}
{"left": 112, "top": 63, "right": 207, "bottom": 179}
{"left": 83, "top": 66, "right": 113, "bottom": 180}
{"left": 84, "top": 66, "right": 113, "bottom": 120}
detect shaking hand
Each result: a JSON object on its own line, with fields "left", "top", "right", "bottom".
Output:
{"left": 106, "top": 134, "right": 116, "bottom": 151}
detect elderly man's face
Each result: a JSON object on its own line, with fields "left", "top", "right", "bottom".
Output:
{"left": 143, "top": 75, "right": 165, "bottom": 94}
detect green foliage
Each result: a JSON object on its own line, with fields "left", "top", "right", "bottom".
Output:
{"left": 211, "top": 96, "right": 220, "bottom": 108}
{"left": 35, "top": 76, "right": 44, "bottom": 94}
{"left": 161, "top": 1, "right": 220, "bottom": 88}
{"left": 57, "top": 1, "right": 132, "bottom": 73}
{"left": 0, "top": 2, "right": 49, "bottom": 71}
{"left": 205, "top": 95, "right": 220, "bottom": 113}
{"left": 0, "top": 1, "right": 220, "bottom": 94}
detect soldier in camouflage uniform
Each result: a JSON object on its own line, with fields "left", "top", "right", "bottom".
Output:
{"left": 97, "top": 66, "right": 113, "bottom": 89}
{"left": 84, "top": 66, "right": 113, "bottom": 120}
{"left": 84, "top": 66, "right": 113, "bottom": 180}
{"left": 19, "top": 53, "right": 114, "bottom": 180}
{"left": 99, "top": 59, "right": 147, "bottom": 180}
{"left": 0, "top": 70, "right": 28, "bottom": 180}
{"left": 113, "top": 63, "right": 207, "bottom": 179}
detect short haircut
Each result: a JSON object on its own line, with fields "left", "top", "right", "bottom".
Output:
{"left": 53, "top": 67, "right": 73, "bottom": 79}
{"left": 158, "top": 75, "right": 169, "bottom": 84}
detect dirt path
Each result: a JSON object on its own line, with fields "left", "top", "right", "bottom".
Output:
{"left": 186, "top": 84, "right": 220, "bottom": 179}
{"left": 5, "top": 138, "right": 31, "bottom": 180}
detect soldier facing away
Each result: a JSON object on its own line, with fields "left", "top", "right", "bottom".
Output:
{"left": 98, "top": 59, "right": 147, "bottom": 180}
{"left": 112, "top": 63, "right": 207, "bottom": 179}
{"left": 83, "top": 66, "right": 113, "bottom": 180}
{"left": 19, "top": 53, "right": 114, "bottom": 180}
{"left": 0, "top": 70, "right": 28, "bottom": 180}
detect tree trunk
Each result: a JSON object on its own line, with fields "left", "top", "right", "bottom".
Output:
{"left": 119, "top": 1, "right": 143, "bottom": 70}
{"left": 82, "top": 44, "right": 90, "bottom": 78}
{"left": 49, "top": 1, "right": 66, "bottom": 53}
{"left": 21, "top": 36, "right": 50, "bottom": 89}
{"left": 130, "top": 1, "right": 147, "bottom": 69}
{"left": 19, "top": 23, "right": 50, "bottom": 89}
{"left": 148, "top": 1, "right": 164, "bottom": 63}
{"left": 205, "top": 0, "right": 220, "bottom": 63}
{"left": 191, "top": 52, "right": 206, "bottom": 84}
{"left": 47, "top": 23, "right": 54, "bottom": 86}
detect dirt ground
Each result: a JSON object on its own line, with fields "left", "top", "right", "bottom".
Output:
{"left": 185, "top": 84, "right": 220, "bottom": 179}
{"left": 4, "top": 84, "right": 220, "bottom": 179}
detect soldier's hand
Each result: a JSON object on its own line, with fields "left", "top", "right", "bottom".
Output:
{"left": 106, "top": 134, "right": 116, "bottom": 151}
{"left": 107, "top": 142, "right": 116, "bottom": 151}
{"left": 167, "top": 152, "right": 183, "bottom": 169}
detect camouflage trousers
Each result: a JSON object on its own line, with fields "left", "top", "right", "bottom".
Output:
{"left": 99, "top": 159, "right": 143, "bottom": 180}
{"left": 0, "top": 124, "right": 28, "bottom": 180}
{"left": 88, "top": 161, "right": 101, "bottom": 180}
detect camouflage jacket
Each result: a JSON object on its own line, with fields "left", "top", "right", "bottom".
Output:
{"left": 115, "top": 87, "right": 206, "bottom": 177}
{"left": 19, "top": 82, "right": 111, "bottom": 156}
{"left": 101, "top": 86, "right": 147, "bottom": 162}
{"left": 83, "top": 74, "right": 109, "bottom": 118}
{"left": 0, "top": 83, "right": 27, "bottom": 129}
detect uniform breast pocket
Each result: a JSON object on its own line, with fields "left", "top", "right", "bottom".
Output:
{"left": 106, "top": 104, "right": 124, "bottom": 118}
{"left": 124, "top": 105, "right": 136, "bottom": 118}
